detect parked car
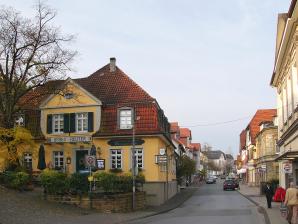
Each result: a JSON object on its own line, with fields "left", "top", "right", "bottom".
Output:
{"left": 206, "top": 177, "right": 216, "bottom": 184}
{"left": 223, "top": 179, "right": 237, "bottom": 190}
{"left": 220, "top": 175, "right": 226, "bottom": 179}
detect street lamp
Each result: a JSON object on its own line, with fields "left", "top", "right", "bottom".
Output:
{"left": 132, "top": 115, "right": 140, "bottom": 210}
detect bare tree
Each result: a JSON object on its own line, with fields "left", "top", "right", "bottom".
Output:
{"left": 0, "top": 1, "right": 77, "bottom": 128}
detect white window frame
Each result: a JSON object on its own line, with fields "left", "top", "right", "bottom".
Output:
{"left": 53, "top": 114, "right": 64, "bottom": 134}
{"left": 133, "top": 148, "right": 144, "bottom": 169}
{"left": 15, "top": 114, "right": 25, "bottom": 127}
{"left": 76, "top": 112, "right": 88, "bottom": 133}
{"left": 110, "top": 149, "right": 122, "bottom": 169}
{"left": 23, "top": 152, "right": 32, "bottom": 170}
{"left": 119, "top": 109, "right": 133, "bottom": 129}
{"left": 53, "top": 151, "right": 64, "bottom": 169}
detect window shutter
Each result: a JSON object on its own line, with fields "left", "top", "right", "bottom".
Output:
{"left": 47, "top": 114, "right": 52, "bottom": 134}
{"left": 64, "top": 114, "right": 70, "bottom": 133}
{"left": 70, "top": 113, "right": 76, "bottom": 133}
{"left": 88, "top": 112, "right": 94, "bottom": 132}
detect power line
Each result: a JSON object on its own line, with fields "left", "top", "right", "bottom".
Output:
{"left": 181, "top": 116, "right": 252, "bottom": 127}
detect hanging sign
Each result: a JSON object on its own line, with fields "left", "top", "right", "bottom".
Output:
{"left": 155, "top": 155, "right": 168, "bottom": 164}
{"left": 96, "top": 159, "right": 105, "bottom": 170}
{"left": 283, "top": 162, "right": 292, "bottom": 174}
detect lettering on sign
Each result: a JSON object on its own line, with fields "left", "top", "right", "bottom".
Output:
{"left": 155, "top": 155, "right": 168, "bottom": 164}
{"left": 47, "top": 136, "right": 92, "bottom": 143}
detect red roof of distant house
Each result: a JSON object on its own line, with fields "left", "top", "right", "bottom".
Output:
{"left": 247, "top": 109, "right": 277, "bottom": 145}
{"left": 239, "top": 129, "right": 246, "bottom": 151}
{"left": 180, "top": 128, "right": 191, "bottom": 138}
{"left": 190, "top": 143, "right": 201, "bottom": 151}
{"left": 170, "top": 122, "right": 179, "bottom": 133}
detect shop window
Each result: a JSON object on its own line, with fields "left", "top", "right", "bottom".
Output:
{"left": 53, "top": 151, "right": 64, "bottom": 170}
{"left": 110, "top": 149, "right": 122, "bottom": 169}
{"left": 76, "top": 112, "right": 88, "bottom": 132}
{"left": 53, "top": 114, "right": 64, "bottom": 133}
{"left": 119, "top": 108, "right": 132, "bottom": 129}
{"left": 23, "top": 152, "right": 32, "bottom": 170}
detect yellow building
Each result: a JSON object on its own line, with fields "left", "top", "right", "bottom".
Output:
{"left": 8, "top": 58, "right": 177, "bottom": 206}
{"left": 255, "top": 120, "right": 279, "bottom": 186}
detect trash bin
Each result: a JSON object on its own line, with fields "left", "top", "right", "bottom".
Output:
{"left": 260, "top": 182, "right": 266, "bottom": 195}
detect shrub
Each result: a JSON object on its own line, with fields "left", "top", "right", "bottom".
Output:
{"left": 40, "top": 169, "right": 67, "bottom": 195}
{"left": 67, "top": 173, "right": 89, "bottom": 194}
{"left": 10, "top": 172, "right": 30, "bottom": 190}
{"left": 136, "top": 173, "right": 145, "bottom": 184}
{"left": 0, "top": 171, "right": 30, "bottom": 190}
{"left": 94, "top": 172, "right": 133, "bottom": 193}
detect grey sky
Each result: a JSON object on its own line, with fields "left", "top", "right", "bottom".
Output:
{"left": 3, "top": 0, "right": 290, "bottom": 157}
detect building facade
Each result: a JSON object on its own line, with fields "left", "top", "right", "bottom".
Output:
{"left": 3, "top": 58, "right": 177, "bottom": 206}
{"left": 271, "top": 0, "right": 298, "bottom": 188}
{"left": 255, "top": 120, "right": 279, "bottom": 186}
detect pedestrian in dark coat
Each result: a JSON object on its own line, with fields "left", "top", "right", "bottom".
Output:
{"left": 264, "top": 182, "right": 274, "bottom": 208}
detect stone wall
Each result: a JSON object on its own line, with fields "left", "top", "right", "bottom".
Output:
{"left": 46, "top": 192, "right": 146, "bottom": 213}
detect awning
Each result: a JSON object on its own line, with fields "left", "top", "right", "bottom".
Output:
{"left": 275, "top": 151, "right": 298, "bottom": 161}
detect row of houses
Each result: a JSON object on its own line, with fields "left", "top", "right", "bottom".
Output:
{"left": 238, "top": 0, "right": 298, "bottom": 189}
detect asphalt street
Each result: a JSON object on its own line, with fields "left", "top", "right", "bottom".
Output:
{"left": 126, "top": 179, "right": 266, "bottom": 224}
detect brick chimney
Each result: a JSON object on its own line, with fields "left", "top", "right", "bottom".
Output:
{"left": 110, "top": 57, "right": 116, "bottom": 72}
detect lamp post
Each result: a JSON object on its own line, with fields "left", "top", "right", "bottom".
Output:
{"left": 132, "top": 121, "right": 136, "bottom": 210}
{"left": 132, "top": 115, "right": 140, "bottom": 210}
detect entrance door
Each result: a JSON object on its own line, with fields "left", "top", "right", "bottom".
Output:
{"left": 76, "top": 150, "right": 88, "bottom": 173}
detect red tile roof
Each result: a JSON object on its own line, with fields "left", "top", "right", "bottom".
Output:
{"left": 239, "top": 129, "right": 246, "bottom": 152}
{"left": 180, "top": 128, "right": 191, "bottom": 138}
{"left": 75, "top": 64, "right": 154, "bottom": 104}
{"left": 190, "top": 143, "right": 201, "bottom": 151}
{"left": 170, "top": 122, "right": 179, "bottom": 133}
{"left": 247, "top": 109, "right": 277, "bottom": 145}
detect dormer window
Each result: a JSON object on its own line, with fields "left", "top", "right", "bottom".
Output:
{"left": 119, "top": 108, "right": 133, "bottom": 129}
{"left": 64, "top": 92, "right": 74, "bottom": 99}
{"left": 15, "top": 114, "right": 25, "bottom": 127}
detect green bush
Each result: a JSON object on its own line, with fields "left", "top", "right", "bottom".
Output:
{"left": 0, "top": 171, "right": 30, "bottom": 190}
{"left": 40, "top": 169, "right": 67, "bottom": 195}
{"left": 10, "top": 172, "right": 30, "bottom": 189}
{"left": 94, "top": 172, "right": 133, "bottom": 193}
{"left": 67, "top": 173, "right": 89, "bottom": 194}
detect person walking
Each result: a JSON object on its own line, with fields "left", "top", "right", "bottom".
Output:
{"left": 284, "top": 182, "right": 298, "bottom": 224}
{"left": 264, "top": 182, "right": 274, "bottom": 208}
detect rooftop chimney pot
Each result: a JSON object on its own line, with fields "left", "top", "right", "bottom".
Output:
{"left": 110, "top": 57, "right": 116, "bottom": 72}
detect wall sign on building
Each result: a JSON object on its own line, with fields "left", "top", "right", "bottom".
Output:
{"left": 47, "top": 136, "right": 92, "bottom": 143}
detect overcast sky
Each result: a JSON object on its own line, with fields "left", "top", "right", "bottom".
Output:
{"left": 3, "top": 0, "right": 290, "bottom": 157}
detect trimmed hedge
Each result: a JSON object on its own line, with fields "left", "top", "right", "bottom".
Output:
{"left": 40, "top": 169, "right": 67, "bottom": 195}
{"left": 0, "top": 171, "right": 30, "bottom": 190}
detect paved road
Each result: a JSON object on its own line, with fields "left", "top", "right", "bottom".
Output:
{"left": 126, "top": 180, "right": 266, "bottom": 224}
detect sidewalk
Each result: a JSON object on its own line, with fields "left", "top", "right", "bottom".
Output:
{"left": 238, "top": 183, "right": 288, "bottom": 224}
{"left": 0, "top": 185, "right": 199, "bottom": 224}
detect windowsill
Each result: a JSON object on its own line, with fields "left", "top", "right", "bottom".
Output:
{"left": 76, "top": 131, "right": 88, "bottom": 133}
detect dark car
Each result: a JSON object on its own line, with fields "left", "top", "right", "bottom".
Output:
{"left": 223, "top": 180, "right": 237, "bottom": 190}
{"left": 206, "top": 177, "right": 216, "bottom": 184}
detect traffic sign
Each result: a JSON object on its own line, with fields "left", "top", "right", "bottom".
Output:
{"left": 85, "top": 155, "right": 96, "bottom": 167}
